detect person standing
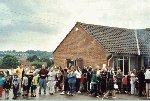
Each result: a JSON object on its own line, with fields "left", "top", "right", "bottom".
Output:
{"left": 0, "top": 73, "right": 5, "bottom": 100}
{"left": 90, "top": 70, "right": 99, "bottom": 97}
{"left": 55, "top": 67, "right": 63, "bottom": 91}
{"left": 38, "top": 64, "right": 48, "bottom": 94}
{"left": 68, "top": 67, "right": 76, "bottom": 96}
{"left": 122, "top": 75, "right": 127, "bottom": 94}
{"left": 12, "top": 73, "right": 19, "bottom": 99}
{"left": 116, "top": 69, "right": 123, "bottom": 93}
{"left": 4, "top": 74, "right": 11, "bottom": 99}
{"left": 75, "top": 67, "right": 82, "bottom": 93}
{"left": 97, "top": 68, "right": 102, "bottom": 96}
{"left": 144, "top": 69, "right": 150, "bottom": 98}
{"left": 16, "top": 64, "right": 24, "bottom": 95}
{"left": 22, "top": 74, "right": 28, "bottom": 97}
{"left": 137, "top": 67, "right": 145, "bottom": 97}
{"left": 127, "top": 71, "right": 131, "bottom": 94}
{"left": 103, "top": 69, "right": 116, "bottom": 99}
{"left": 26, "top": 67, "right": 34, "bottom": 97}
{"left": 86, "top": 67, "right": 93, "bottom": 93}
{"left": 60, "top": 68, "right": 69, "bottom": 95}
{"left": 31, "top": 73, "right": 38, "bottom": 97}
{"left": 101, "top": 68, "right": 107, "bottom": 95}
{"left": 47, "top": 67, "right": 56, "bottom": 95}
{"left": 82, "top": 66, "right": 87, "bottom": 92}
{"left": 130, "top": 72, "right": 136, "bottom": 95}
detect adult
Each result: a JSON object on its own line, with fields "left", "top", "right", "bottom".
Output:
{"left": 55, "top": 67, "right": 63, "bottom": 91}
{"left": 137, "top": 67, "right": 145, "bottom": 97}
{"left": 75, "top": 67, "right": 82, "bottom": 93}
{"left": 144, "top": 69, "right": 150, "bottom": 98}
{"left": 47, "top": 67, "right": 56, "bottom": 95}
{"left": 15, "top": 64, "right": 24, "bottom": 95}
{"left": 101, "top": 64, "right": 107, "bottom": 95}
{"left": 67, "top": 67, "right": 76, "bottom": 96}
{"left": 60, "top": 68, "right": 69, "bottom": 95}
{"left": 97, "top": 68, "right": 102, "bottom": 96}
{"left": 103, "top": 68, "right": 116, "bottom": 99}
{"left": 86, "top": 67, "right": 93, "bottom": 93}
{"left": 82, "top": 66, "right": 87, "bottom": 92}
{"left": 116, "top": 69, "right": 123, "bottom": 93}
{"left": 90, "top": 70, "right": 99, "bottom": 97}
{"left": 38, "top": 64, "right": 48, "bottom": 94}
{"left": 127, "top": 71, "right": 131, "bottom": 94}
{"left": 130, "top": 72, "right": 136, "bottom": 95}
{"left": 26, "top": 66, "right": 35, "bottom": 96}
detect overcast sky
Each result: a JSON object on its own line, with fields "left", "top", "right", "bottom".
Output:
{"left": 0, "top": 0, "right": 150, "bottom": 52}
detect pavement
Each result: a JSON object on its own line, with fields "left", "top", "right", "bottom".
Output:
{"left": 0, "top": 87, "right": 148, "bottom": 100}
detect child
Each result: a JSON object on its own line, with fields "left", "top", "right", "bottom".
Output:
{"left": 22, "top": 74, "right": 28, "bottom": 97}
{"left": 12, "top": 73, "right": 19, "bottom": 99}
{"left": 114, "top": 75, "right": 119, "bottom": 93}
{"left": 0, "top": 73, "right": 5, "bottom": 100}
{"left": 4, "top": 75, "right": 11, "bottom": 99}
{"left": 122, "top": 75, "right": 127, "bottom": 94}
{"left": 31, "top": 73, "right": 38, "bottom": 97}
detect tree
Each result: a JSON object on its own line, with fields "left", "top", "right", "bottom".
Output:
{"left": 1, "top": 55, "right": 19, "bottom": 68}
{"left": 0, "top": 60, "right": 2, "bottom": 67}
{"left": 27, "top": 55, "right": 39, "bottom": 62}
{"left": 31, "top": 61, "right": 46, "bottom": 68}
{"left": 39, "top": 58, "right": 54, "bottom": 67}
{"left": 47, "top": 60, "right": 54, "bottom": 67}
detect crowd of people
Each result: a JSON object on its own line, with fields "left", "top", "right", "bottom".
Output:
{"left": 0, "top": 64, "right": 149, "bottom": 100}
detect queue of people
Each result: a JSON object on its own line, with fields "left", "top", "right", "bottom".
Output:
{"left": 0, "top": 64, "right": 149, "bottom": 100}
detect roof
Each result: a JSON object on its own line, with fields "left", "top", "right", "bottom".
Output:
{"left": 54, "top": 22, "right": 150, "bottom": 55}
{"left": 137, "top": 29, "right": 150, "bottom": 54}
{"left": 79, "top": 22, "right": 150, "bottom": 55}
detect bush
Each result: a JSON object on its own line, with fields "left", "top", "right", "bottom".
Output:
{"left": 31, "top": 61, "right": 46, "bottom": 68}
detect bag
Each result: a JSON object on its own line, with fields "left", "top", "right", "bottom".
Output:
{"left": 47, "top": 81, "right": 50, "bottom": 87}
{"left": 114, "top": 84, "right": 118, "bottom": 89}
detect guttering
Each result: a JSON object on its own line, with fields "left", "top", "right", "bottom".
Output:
{"left": 108, "top": 54, "right": 113, "bottom": 66}
{"left": 134, "top": 30, "right": 140, "bottom": 55}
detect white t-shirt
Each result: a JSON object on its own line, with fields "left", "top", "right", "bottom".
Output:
{"left": 48, "top": 71, "right": 56, "bottom": 81}
{"left": 145, "top": 70, "right": 150, "bottom": 80}
{"left": 75, "top": 70, "right": 81, "bottom": 78}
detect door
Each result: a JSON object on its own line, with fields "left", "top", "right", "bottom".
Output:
{"left": 76, "top": 58, "right": 83, "bottom": 68}
{"left": 113, "top": 56, "right": 129, "bottom": 75}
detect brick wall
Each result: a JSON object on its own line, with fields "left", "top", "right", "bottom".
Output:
{"left": 54, "top": 23, "right": 110, "bottom": 69}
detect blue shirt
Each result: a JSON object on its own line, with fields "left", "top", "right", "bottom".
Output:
{"left": 0, "top": 77, "right": 5, "bottom": 87}
{"left": 68, "top": 72, "right": 76, "bottom": 83}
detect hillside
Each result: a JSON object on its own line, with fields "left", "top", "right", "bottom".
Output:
{"left": 0, "top": 50, "right": 53, "bottom": 59}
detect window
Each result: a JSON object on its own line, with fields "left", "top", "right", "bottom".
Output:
{"left": 144, "top": 57, "right": 150, "bottom": 68}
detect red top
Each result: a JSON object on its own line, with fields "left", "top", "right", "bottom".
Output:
{"left": 122, "top": 76, "right": 127, "bottom": 85}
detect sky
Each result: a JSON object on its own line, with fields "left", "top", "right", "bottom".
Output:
{"left": 0, "top": 0, "right": 150, "bottom": 52}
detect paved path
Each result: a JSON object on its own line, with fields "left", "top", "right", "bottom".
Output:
{"left": 0, "top": 87, "right": 147, "bottom": 100}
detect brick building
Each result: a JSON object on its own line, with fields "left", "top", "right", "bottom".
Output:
{"left": 53, "top": 22, "right": 150, "bottom": 75}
